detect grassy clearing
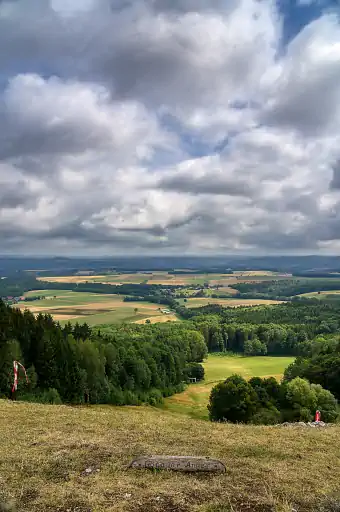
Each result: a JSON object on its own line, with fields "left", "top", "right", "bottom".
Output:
{"left": 16, "top": 291, "right": 173, "bottom": 326}
{"left": 163, "top": 355, "right": 294, "bottom": 420}
{"left": 179, "top": 298, "right": 284, "bottom": 308}
{"left": 1, "top": 400, "right": 340, "bottom": 512}
{"left": 21, "top": 291, "right": 122, "bottom": 308}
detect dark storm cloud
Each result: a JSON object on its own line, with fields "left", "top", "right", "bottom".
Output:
{"left": 157, "top": 174, "right": 254, "bottom": 197}
{"left": 329, "top": 160, "right": 340, "bottom": 190}
{"left": 0, "top": 181, "right": 38, "bottom": 208}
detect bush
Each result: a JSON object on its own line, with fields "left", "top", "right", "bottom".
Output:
{"left": 123, "top": 390, "right": 140, "bottom": 405}
{"left": 208, "top": 375, "right": 338, "bottom": 425}
{"left": 311, "top": 383, "right": 338, "bottom": 422}
{"left": 244, "top": 338, "right": 267, "bottom": 356}
{"left": 147, "top": 388, "right": 163, "bottom": 406}
{"left": 284, "top": 378, "right": 338, "bottom": 423}
{"left": 108, "top": 386, "right": 125, "bottom": 405}
{"left": 185, "top": 363, "right": 205, "bottom": 382}
{"left": 251, "top": 406, "right": 281, "bottom": 425}
{"left": 40, "top": 388, "right": 62, "bottom": 405}
{"left": 208, "top": 375, "right": 258, "bottom": 423}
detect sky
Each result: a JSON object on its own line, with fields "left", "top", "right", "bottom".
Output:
{"left": 0, "top": 0, "right": 340, "bottom": 256}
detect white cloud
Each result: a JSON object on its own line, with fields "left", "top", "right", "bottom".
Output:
{"left": 0, "top": 0, "right": 340, "bottom": 254}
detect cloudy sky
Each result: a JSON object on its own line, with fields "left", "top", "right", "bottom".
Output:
{"left": 0, "top": 0, "right": 340, "bottom": 256}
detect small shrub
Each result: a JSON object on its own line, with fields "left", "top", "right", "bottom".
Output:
{"left": 40, "top": 388, "right": 62, "bottom": 405}
{"left": 147, "top": 388, "right": 163, "bottom": 406}
{"left": 185, "top": 363, "right": 205, "bottom": 382}
{"left": 123, "top": 390, "right": 140, "bottom": 405}
{"left": 251, "top": 407, "right": 281, "bottom": 425}
{"left": 108, "top": 387, "right": 125, "bottom": 405}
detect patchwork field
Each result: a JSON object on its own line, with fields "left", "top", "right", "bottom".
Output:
{"left": 37, "top": 271, "right": 292, "bottom": 287}
{"left": 13, "top": 281, "right": 285, "bottom": 326}
{"left": 163, "top": 354, "right": 294, "bottom": 420}
{"left": 17, "top": 290, "right": 172, "bottom": 325}
{"left": 179, "top": 297, "right": 284, "bottom": 308}
{"left": 233, "top": 270, "right": 291, "bottom": 277}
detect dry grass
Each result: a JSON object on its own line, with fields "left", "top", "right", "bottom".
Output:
{"left": 38, "top": 275, "right": 109, "bottom": 283}
{"left": 51, "top": 314, "right": 82, "bottom": 321}
{"left": 1, "top": 400, "right": 340, "bottom": 512}
{"left": 184, "top": 298, "right": 283, "bottom": 308}
{"left": 14, "top": 293, "right": 172, "bottom": 326}
{"left": 134, "top": 315, "right": 179, "bottom": 324}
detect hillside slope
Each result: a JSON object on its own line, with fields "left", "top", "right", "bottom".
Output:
{"left": 1, "top": 400, "right": 340, "bottom": 512}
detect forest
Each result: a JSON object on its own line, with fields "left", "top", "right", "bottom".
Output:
{"left": 2, "top": 293, "right": 340, "bottom": 419}
{"left": 0, "top": 300, "right": 207, "bottom": 405}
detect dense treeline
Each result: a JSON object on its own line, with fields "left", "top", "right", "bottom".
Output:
{"left": 230, "top": 279, "right": 340, "bottom": 299}
{"left": 208, "top": 374, "right": 338, "bottom": 424}
{"left": 180, "top": 302, "right": 340, "bottom": 331}
{"left": 175, "top": 302, "right": 340, "bottom": 356}
{"left": 0, "top": 300, "right": 207, "bottom": 405}
{"left": 199, "top": 321, "right": 311, "bottom": 355}
{"left": 284, "top": 337, "right": 340, "bottom": 400}
{"left": 0, "top": 273, "right": 38, "bottom": 297}
{"left": 192, "top": 318, "right": 311, "bottom": 355}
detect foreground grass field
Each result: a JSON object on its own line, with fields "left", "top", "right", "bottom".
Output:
{"left": 164, "top": 355, "right": 294, "bottom": 420}
{"left": 18, "top": 291, "right": 172, "bottom": 325}
{"left": 1, "top": 400, "right": 340, "bottom": 512}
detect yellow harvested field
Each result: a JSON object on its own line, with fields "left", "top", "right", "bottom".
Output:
{"left": 38, "top": 275, "right": 109, "bottom": 283}
{"left": 134, "top": 314, "right": 179, "bottom": 324}
{"left": 234, "top": 270, "right": 275, "bottom": 276}
{"left": 51, "top": 314, "right": 82, "bottom": 320}
{"left": 36, "top": 272, "right": 269, "bottom": 287}
{"left": 13, "top": 291, "right": 174, "bottom": 326}
{"left": 16, "top": 299, "right": 162, "bottom": 314}
{"left": 186, "top": 298, "right": 283, "bottom": 308}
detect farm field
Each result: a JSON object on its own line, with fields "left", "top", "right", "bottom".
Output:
{"left": 37, "top": 270, "right": 293, "bottom": 287}
{"left": 178, "top": 297, "right": 284, "bottom": 308}
{"left": 163, "top": 354, "right": 294, "bottom": 420}
{"left": 233, "top": 270, "right": 291, "bottom": 277}
{"left": 1, "top": 399, "right": 339, "bottom": 512}
{"left": 16, "top": 290, "right": 172, "bottom": 325}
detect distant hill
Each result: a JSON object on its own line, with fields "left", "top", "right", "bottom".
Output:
{"left": 1, "top": 400, "right": 339, "bottom": 512}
